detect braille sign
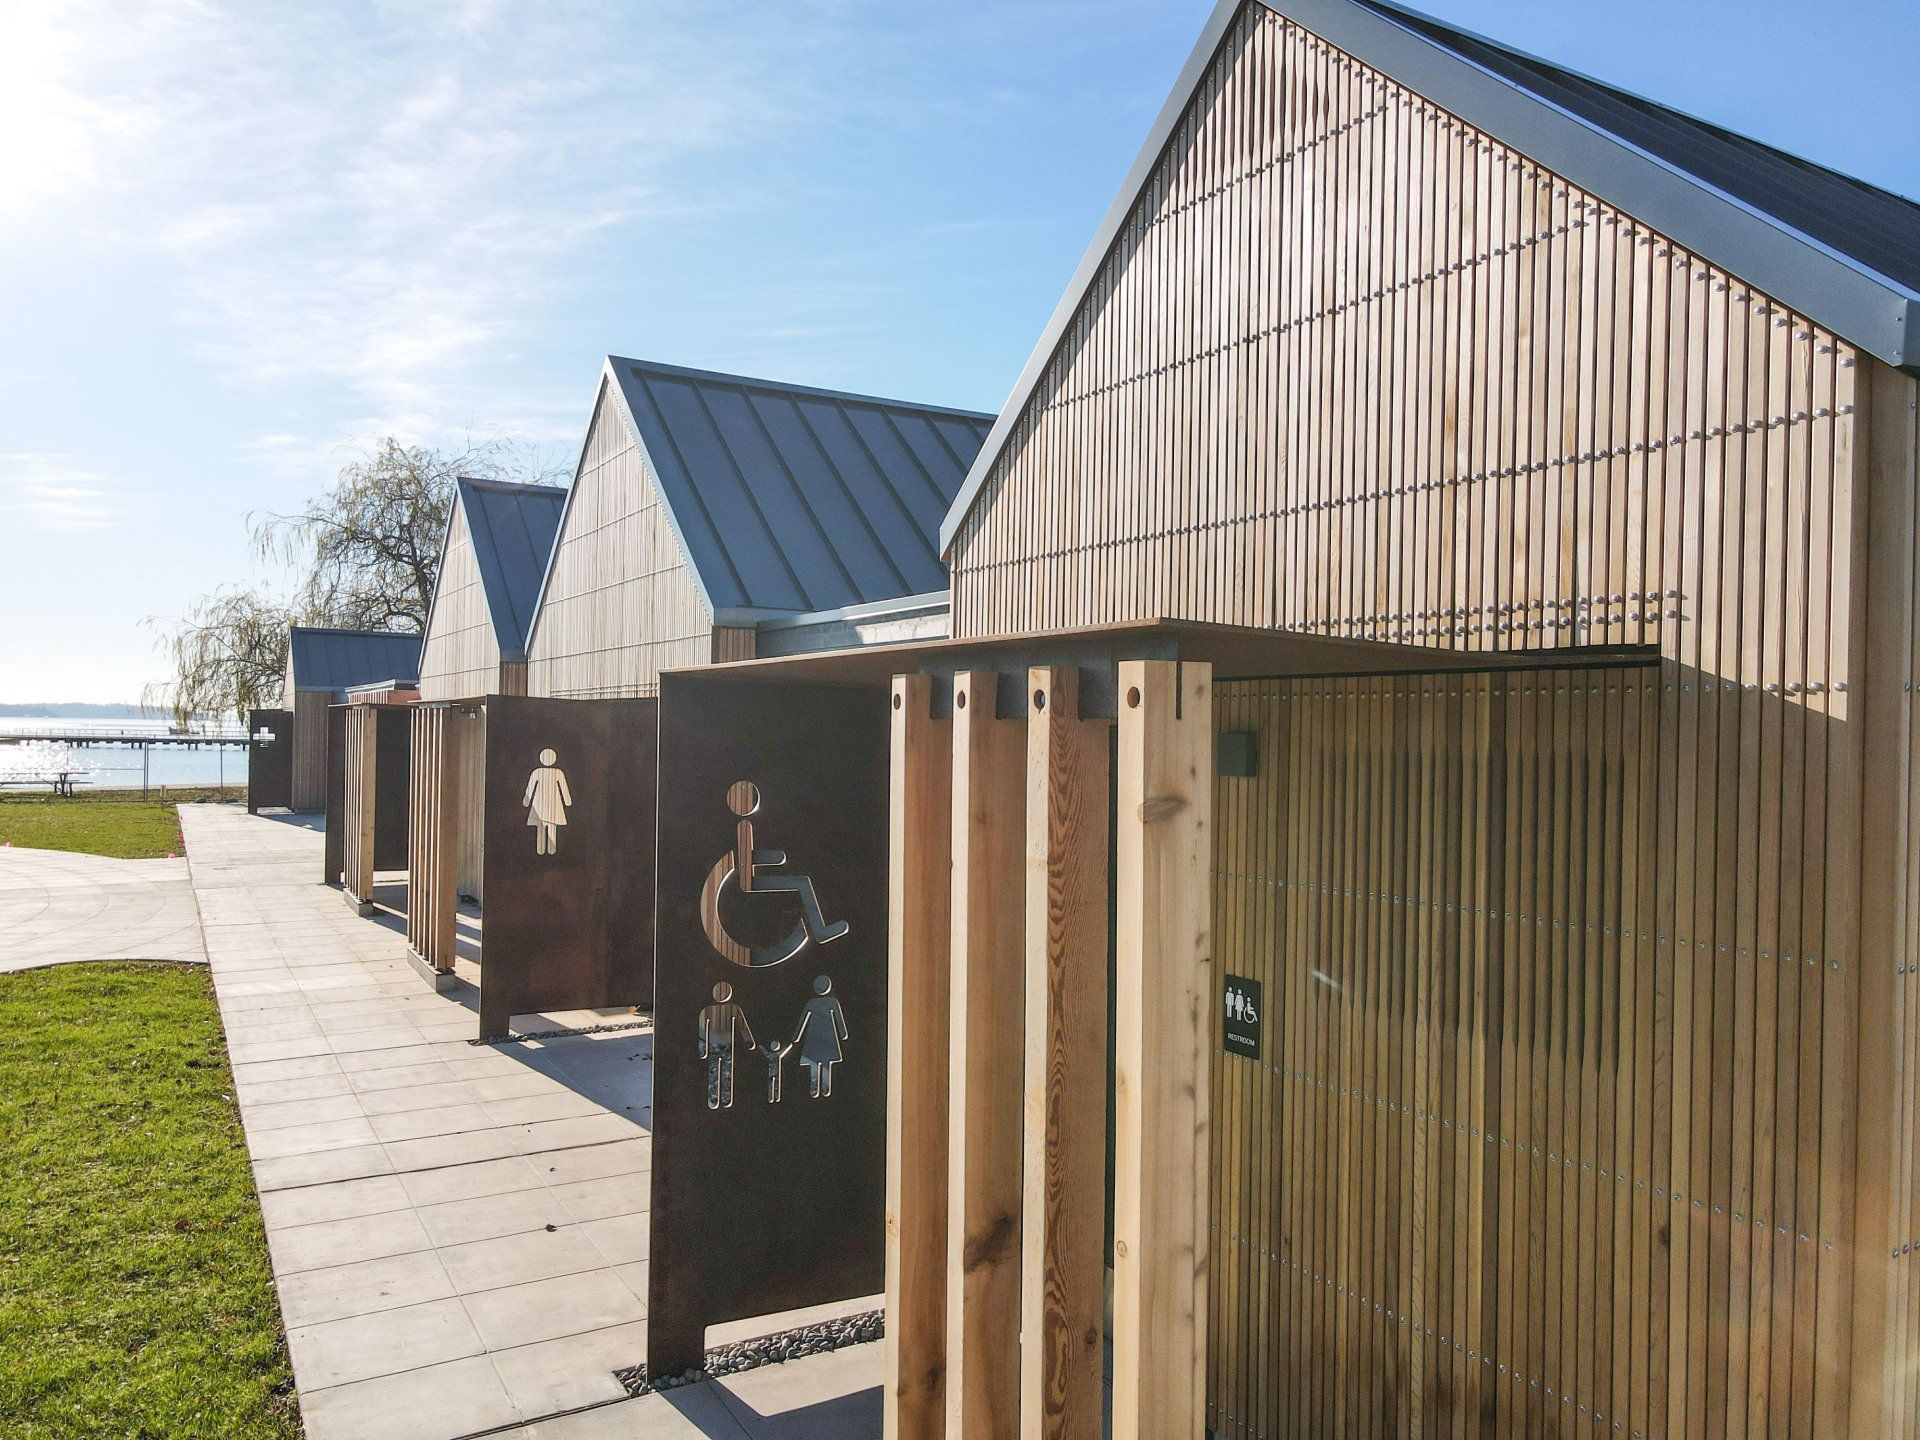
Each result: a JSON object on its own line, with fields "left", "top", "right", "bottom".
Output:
{"left": 1223, "top": 973, "right": 1263, "bottom": 1060}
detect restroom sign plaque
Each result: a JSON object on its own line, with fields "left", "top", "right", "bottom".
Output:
{"left": 1223, "top": 973, "right": 1262, "bottom": 1060}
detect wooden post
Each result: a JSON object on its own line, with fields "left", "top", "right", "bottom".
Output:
{"left": 947, "top": 668, "right": 1027, "bottom": 1438}
{"left": 349, "top": 707, "right": 377, "bottom": 905}
{"left": 886, "top": 674, "right": 953, "bottom": 1440}
{"left": 1020, "top": 666, "right": 1111, "bottom": 1440}
{"left": 1112, "top": 659, "right": 1211, "bottom": 1440}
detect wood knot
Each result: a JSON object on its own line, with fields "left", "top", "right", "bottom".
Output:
{"left": 1137, "top": 794, "right": 1188, "bottom": 824}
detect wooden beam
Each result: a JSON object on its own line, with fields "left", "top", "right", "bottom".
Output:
{"left": 1112, "top": 659, "right": 1211, "bottom": 1440}
{"left": 886, "top": 674, "right": 953, "bottom": 1440}
{"left": 1020, "top": 666, "right": 1111, "bottom": 1440}
{"left": 947, "top": 668, "right": 1028, "bottom": 1439}
{"left": 349, "top": 707, "right": 377, "bottom": 904}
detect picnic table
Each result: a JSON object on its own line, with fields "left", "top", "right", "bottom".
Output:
{"left": 0, "top": 772, "right": 82, "bottom": 797}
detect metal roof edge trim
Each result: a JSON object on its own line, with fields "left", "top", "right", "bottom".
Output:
{"left": 938, "top": 0, "right": 1920, "bottom": 554}
{"left": 936, "top": 0, "right": 1249, "bottom": 557}
{"left": 749, "top": 589, "right": 952, "bottom": 633}
{"left": 609, "top": 354, "right": 997, "bottom": 423}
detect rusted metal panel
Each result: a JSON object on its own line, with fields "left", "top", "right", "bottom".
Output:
{"left": 646, "top": 670, "right": 890, "bottom": 1379}
{"left": 478, "top": 695, "right": 658, "bottom": 1039}
{"left": 246, "top": 707, "right": 294, "bottom": 813}
{"left": 322, "top": 705, "right": 346, "bottom": 887}
{"left": 374, "top": 705, "right": 411, "bottom": 872}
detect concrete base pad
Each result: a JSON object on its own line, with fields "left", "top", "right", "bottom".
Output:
{"left": 405, "top": 947, "right": 459, "bottom": 992}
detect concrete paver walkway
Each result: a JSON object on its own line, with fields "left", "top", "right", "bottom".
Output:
{"left": 0, "top": 842, "right": 205, "bottom": 971}
{"left": 181, "top": 806, "right": 878, "bottom": 1440}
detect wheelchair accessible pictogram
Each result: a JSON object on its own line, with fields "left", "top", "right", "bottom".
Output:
{"left": 700, "top": 780, "right": 848, "bottom": 968}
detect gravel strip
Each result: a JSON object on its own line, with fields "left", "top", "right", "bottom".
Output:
{"left": 614, "top": 1309, "right": 885, "bottom": 1396}
{"left": 470, "top": 1017, "right": 654, "bottom": 1046}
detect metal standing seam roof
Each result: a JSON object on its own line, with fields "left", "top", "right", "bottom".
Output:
{"left": 595, "top": 357, "right": 995, "bottom": 622}
{"left": 451, "top": 476, "right": 568, "bottom": 660}
{"left": 939, "top": 0, "right": 1920, "bottom": 553}
{"left": 286, "top": 627, "right": 423, "bottom": 693}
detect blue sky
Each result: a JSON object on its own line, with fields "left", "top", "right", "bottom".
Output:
{"left": 2, "top": 0, "right": 1915, "bottom": 704}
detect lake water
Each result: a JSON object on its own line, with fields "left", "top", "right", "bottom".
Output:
{"left": 0, "top": 716, "right": 250, "bottom": 793}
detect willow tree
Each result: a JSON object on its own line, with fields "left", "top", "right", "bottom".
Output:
{"left": 252, "top": 437, "right": 561, "bottom": 632}
{"left": 155, "top": 436, "right": 563, "bottom": 721}
{"left": 149, "top": 586, "right": 297, "bottom": 724}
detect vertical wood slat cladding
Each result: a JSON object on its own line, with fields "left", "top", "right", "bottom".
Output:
{"left": 1206, "top": 655, "right": 1899, "bottom": 1440}
{"left": 419, "top": 504, "right": 503, "bottom": 702}
{"left": 291, "top": 690, "right": 330, "bottom": 812}
{"left": 407, "top": 705, "right": 456, "bottom": 970}
{"left": 948, "top": 4, "right": 1857, "bottom": 666}
{"left": 527, "top": 381, "right": 737, "bottom": 698}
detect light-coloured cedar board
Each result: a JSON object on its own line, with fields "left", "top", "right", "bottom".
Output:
{"left": 524, "top": 375, "right": 728, "bottom": 700}
{"left": 945, "top": 669, "right": 1028, "bottom": 1438}
{"left": 1019, "top": 666, "right": 1112, "bottom": 1440}
{"left": 342, "top": 705, "right": 378, "bottom": 903}
{"left": 884, "top": 674, "right": 953, "bottom": 1440}
{"left": 1113, "top": 659, "right": 1212, "bottom": 1440}
{"left": 417, "top": 501, "right": 506, "bottom": 702}
{"left": 405, "top": 704, "right": 456, "bottom": 969}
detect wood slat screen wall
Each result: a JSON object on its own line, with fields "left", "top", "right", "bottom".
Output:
{"left": 1208, "top": 655, "right": 1884, "bottom": 1440}
{"left": 947, "top": 2, "right": 1857, "bottom": 668}
{"left": 407, "top": 704, "right": 456, "bottom": 970}
{"left": 419, "top": 504, "right": 503, "bottom": 702}
{"left": 291, "top": 689, "right": 330, "bottom": 812}
{"left": 527, "top": 381, "right": 745, "bottom": 697}
{"left": 341, "top": 705, "right": 378, "bottom": 904}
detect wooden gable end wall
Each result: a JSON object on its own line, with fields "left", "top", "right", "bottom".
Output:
{"left": 527, "top": 380, "right": 745, "bottom": 698}
{"left": 418, "top": 501, "right": 506, "bottom": 702}
{"left": 948, "top": 0, "right": 1863, "bottom": 669}
{"left": 937, "top": 6, "right": 1920, "bottom": 1439}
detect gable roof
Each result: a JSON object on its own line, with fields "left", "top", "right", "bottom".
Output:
{"left": 573, "top": 357, "right": 994, "bottom": 624}
{"left": 940, "top": 0, "right": 1920, "bottom": 552}
{"left": 286, "top": 627, "right": 422, "bottom": 693}
{"left": 449, "top": 476, "right": 567, "bottom": 661}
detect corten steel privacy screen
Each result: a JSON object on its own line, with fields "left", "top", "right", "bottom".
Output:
{"left": 479, "top": 695, "right": 658, "bottom": 1040}
{"left": 647, "top": 671, "right": 889, "bottom": 1379}
{"left": 322, "top": 706, "right": 347, "bottom": 886}
{"left": 246, "top": 708, "right": 294, "bottom": 813}
{"left": 372, "top": 706, "right": 412, "bottom": 871}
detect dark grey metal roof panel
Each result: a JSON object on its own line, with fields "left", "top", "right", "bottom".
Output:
{"left": 457, "top": 477, "right": 567, "bottom": 660}
{"left": 287, "top": 627, "right": 422, "bottom": 692}
{"left": 607, "top": 357, "right": 993, "bottom": 617}
{"left": 1357, "top": 0, "right": 1920, "bottom": 296}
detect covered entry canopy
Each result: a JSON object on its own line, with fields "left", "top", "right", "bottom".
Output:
{"left": 644, "top": 620, "right": 1652, "bottom": 1419}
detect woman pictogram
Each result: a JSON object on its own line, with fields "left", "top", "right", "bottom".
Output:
{"left": 789, "top": 974, "right": 849, "bottom": 1098}
{"left": 522, "top": 748, "right": 573, "bottom": 855}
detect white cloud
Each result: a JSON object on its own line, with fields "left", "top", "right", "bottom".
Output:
{"left": 0, "top": 454, "right": 117, "bottom": 532}
{"left": 4, "top": 0, "right": 801, "bottom": 440}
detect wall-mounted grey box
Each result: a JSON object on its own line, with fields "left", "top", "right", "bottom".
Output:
{"left": 1217, "top": 730, "right": 1257, "bottom": 778}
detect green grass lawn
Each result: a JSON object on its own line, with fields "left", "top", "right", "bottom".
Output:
{"left": 0, "top": 795, "right": 196, "bottom": 859}
{"left": 0, "top": 963, "right": 302, "bottom": 1439}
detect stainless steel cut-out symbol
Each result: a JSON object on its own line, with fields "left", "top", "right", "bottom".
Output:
{"left": 789, "top": 975, "right": 848, "bottom": 1098}
{"left": 523, "top": 748, "right": 573, "bottom": 856}
{"left": 698, "top": 981, "right": 755, "bottom": 1110}
{"left": 700, "top": 781, "right": 848, "bottom": 967}
{"left": 251, "top": 726, "right": 277, "bottom": 744}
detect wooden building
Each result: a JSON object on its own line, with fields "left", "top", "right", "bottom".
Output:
{"left": 872, "top": 1, "right": 1920, "bottom": 1437}
{"left": 405, "top": 359, "right": 993, "bottom": 983}
{"left": 281, "top": 626, "right": 422, "bottom": 811}
{"left": 524, "top": 356, "right": 994, "bottom": 698}
{"left": 408, "top": 476, "right": 566, "bottom": 913}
